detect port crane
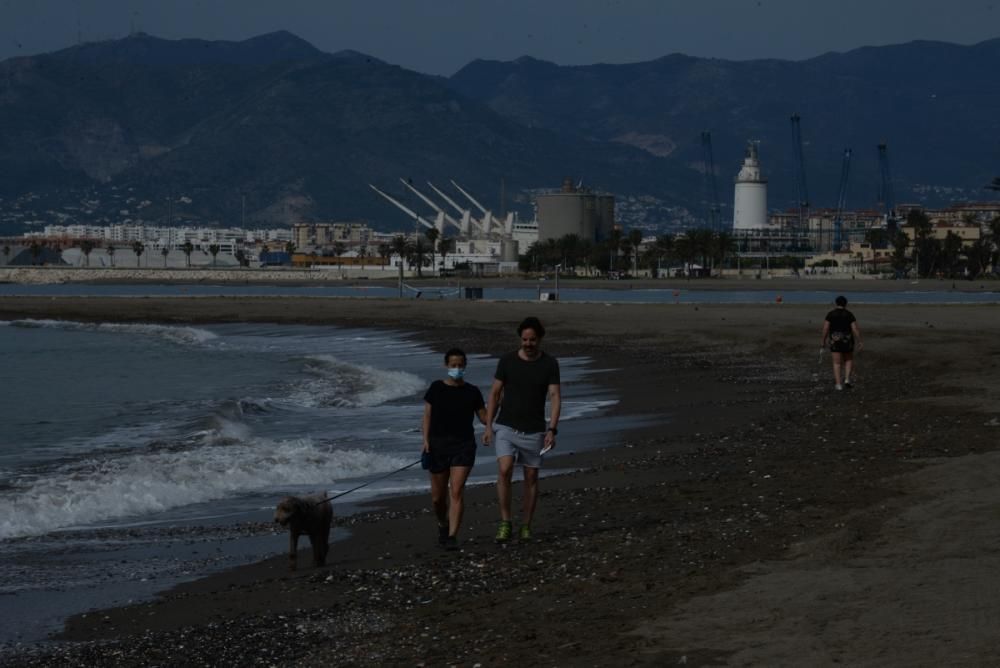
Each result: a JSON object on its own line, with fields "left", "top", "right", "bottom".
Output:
{"left": 790, "top": 114, "right": 810, "bottom": 235}
{"left": 833, "top": 149, "right": 852, "bottom": 251}
{"left": 877, "top": 143, "right": 897, "bottom": 234}
{"left": 700, "top": 131, "right": 722, "bottom": 232}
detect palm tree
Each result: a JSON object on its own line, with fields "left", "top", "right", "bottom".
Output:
{"left": 683, "top": 228, "right": 716, "bottom": 275}
{"left": 642, "top": 234, "right": 673, "bottom": 277}
{"left": 378, "top": 242, "right": 392, "bottom": 269}
{"left": 106, "top": 243, "right": 116, "bottom": 267}
{"left": 333, "top": 241, "right": 346, "bottom": 271}
{"left": 80, "top": 240, "right": 95, "bottom": 267}
{"left": 390, "top": 235, "right": 410, "bottom": 273}
{"left": 29, "top": 241, "right": 43, "bottom": 265}
{"left": 672, "top": 235, "right": 697, "bottom": 278}
{"left": 556, "top": 233, "right": 581, "bottom": 272}
{"left": 941, "top": 231, "right": 963, "bottom": 278}
{"left": 284, "top": 241, "right": 297, "bottom": 255}
{"left": 234, "top": 249, "right": 246, "bottom": 267}
{"left": 411, "top": 237, "right": 430, "bottom": 277}
{"left": 2, "top": 244, "right": 10, "bottom": 265}
{"left": 181, "top": 241, "right": 194, "bottom": 268}
{"left": 618, "top": 238, "right": 633, "bottom": 276}
{"left": 358, "top": 244, "right": 368, "bottom": 270}
{"left": 425, "top": 228, "right": 440, "bottom": 275}
{"left": 437, "top": 236, "right": 454, "bottom": 273}
{"left": 712, "top": 231, "right": 736, "bottom": 273}
{"left": 607, "top": 228, "right": 622, "bottom": 272}
{"left": 965, "top": 237, "right": 992, "bottom": 278}
{"left": 132, "top": 241, "right": 145, "bottom": 267}
{"left": 161, "top": 246, "right": 169, "bottom": 267}
{"left": 627, "top": 229, "right": 643, "bottom": 275}
{"left": 208, "top": 244, "right": 220, "bottom": 267}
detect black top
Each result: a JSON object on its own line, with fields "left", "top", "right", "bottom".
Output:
{"left": 423, "top": 380, "right": 485, "bottom": 453}
{"left": 825, "top": 307, "right": 856, "bottom": 334}
{"left": 493, "top": 351, "right": 560, "bottom": 433}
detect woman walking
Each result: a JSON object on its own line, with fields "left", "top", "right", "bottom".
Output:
{"left": 422, "top": 348, "right": 487, "bottom": 550}
{"left": 821, "top": 295, "right": 863, "bottom": 391}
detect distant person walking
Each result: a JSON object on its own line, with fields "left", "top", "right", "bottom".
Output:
{"left": 422, "top": 348, "right": 487, "bottom": 550}
{"left": 821, "top": 295, "right": 863, "bottom": 391}
{"left": 483, "top": 316, "right": 561, "bottom": 542}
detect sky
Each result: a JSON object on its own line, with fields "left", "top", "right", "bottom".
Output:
{"left": 0, "top": 0, "right": 998, "bottom": 75}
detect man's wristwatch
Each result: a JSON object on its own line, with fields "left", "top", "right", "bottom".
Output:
{"left": 547, "top": 427, "right": 558, "bottom": 435}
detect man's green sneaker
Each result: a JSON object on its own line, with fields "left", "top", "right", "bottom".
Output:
{"left": 519, "top": 524, "right": 532, "bottom": 540}
{"left": 495, "top": 520, "right": 512, "bottom": 543}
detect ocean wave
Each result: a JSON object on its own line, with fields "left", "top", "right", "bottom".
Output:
{"left": 559, "top": 399, "right": 619, "bottom": 420}
{"left": 6, "top": 319, "right": 217, "bottom": 345}
{"left": 0, "top": 438, "right": 410, "bottom": 539}
{"left": 284, "top": 354, "right": 425, "bottom": 408}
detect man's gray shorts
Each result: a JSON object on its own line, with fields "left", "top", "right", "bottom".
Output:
{"left": 493, "top": 424, "right": 546, "bottom": 468}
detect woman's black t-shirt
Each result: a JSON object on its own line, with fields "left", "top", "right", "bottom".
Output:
{"left": 423, "top": 380, "right": 485, "bottom": 453}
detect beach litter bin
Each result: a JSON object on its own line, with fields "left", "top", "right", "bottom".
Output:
{"left": 464, "top": 287, "right": 483, "bottom": 300}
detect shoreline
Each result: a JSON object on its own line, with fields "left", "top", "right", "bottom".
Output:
{"left": 3, "top": 298, "right": 1000, "bottom": 665}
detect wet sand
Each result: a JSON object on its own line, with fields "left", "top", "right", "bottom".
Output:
{"left": 2, "top": 296, "right": 1000, "bottom": 666}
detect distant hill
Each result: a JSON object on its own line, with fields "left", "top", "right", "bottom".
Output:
{"left": 1, "top": 32, "right": 998, "bottom": 238}
{"left": 449, "top": 39, "right": 1000, "bottom": 214}
{"left": 0, "top": 31, "right": 699, "bottom": 236}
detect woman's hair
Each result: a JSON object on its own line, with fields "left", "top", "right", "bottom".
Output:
{"left": 444, "top": 348, "right": 467, "bottom": 365}
{"left": 835, "top": 295, "right": 848, "bottom": 307}
{"left": 517, "top": 316, "right": 545, "bottom": 338}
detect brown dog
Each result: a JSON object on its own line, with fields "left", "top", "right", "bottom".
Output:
{"left": 274, "top": 494, "right": 333, "bottom": 571}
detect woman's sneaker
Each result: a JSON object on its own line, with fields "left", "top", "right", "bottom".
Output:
{"left": 495, "top": 520, "right": 512, "bottom": 543}
{"left": 438, "top": 523, "right": 449, "bottom": 546}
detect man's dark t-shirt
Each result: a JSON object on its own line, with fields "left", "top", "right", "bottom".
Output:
{"left": 423, "top": 380, "right": 485, "bottom": 453}
{"left": 493, "top": 351, "right": 560, "bottom": 433}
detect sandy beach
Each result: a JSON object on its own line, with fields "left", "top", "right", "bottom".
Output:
{"left": 2, "top": 294, "right": 1000, "bottom": 666}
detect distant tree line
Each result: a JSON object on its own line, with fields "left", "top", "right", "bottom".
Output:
{"left": 519, "top": 228, "right": 737, "bottom": 278}
{"left": 887, "top": 209, "right": 1000, "bottom": 279}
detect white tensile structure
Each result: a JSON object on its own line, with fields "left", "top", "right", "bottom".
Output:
{"left": 369, "top": 179, "right": 530, "bottom": 265}
{"left": 733, "top": 141, "right": 769, "bottom": 230}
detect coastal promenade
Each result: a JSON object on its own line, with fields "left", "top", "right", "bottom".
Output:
{"left": 4, "top": 265, "right": 998, "bottom": 293}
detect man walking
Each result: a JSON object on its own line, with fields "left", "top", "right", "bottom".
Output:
{"left": 483, "top": 316, "right": 561, "bottom": 542}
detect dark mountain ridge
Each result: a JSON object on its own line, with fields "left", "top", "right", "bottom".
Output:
{"left": 0, "top": 31, "right": 700, "bottom": 234}
{"left": 449, "top": 38, "right": 1000, "bottom": 214}
{"left": 0, "top": 32, "right": 997, "bottom": 237}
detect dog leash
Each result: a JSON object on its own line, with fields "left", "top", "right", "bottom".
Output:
{"left": 314, "top": 458, "right": 423, "bottom": 504}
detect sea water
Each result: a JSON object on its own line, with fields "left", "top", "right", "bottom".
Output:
{"left": 0, "top": 319, "right": 623, "bottom": 644}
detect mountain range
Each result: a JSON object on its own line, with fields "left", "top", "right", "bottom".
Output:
{"left": 0, "top": 31, "right": 998, "bottom": 237}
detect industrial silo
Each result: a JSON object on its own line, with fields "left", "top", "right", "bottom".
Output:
{"left": 535, "top": 178, "right": 613, "bottom": 243}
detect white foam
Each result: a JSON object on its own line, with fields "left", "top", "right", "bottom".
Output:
{"left": 284, "top": 354, "right": 425, "bottom": 408}
{"left": 0, "top": 438, "right": 410, "bottom": 539}
{"left": 559, "top": 399, "right": 619, "bottom": 420}
{"left": 7, "top": 319, "right": 217, "bottom": 345}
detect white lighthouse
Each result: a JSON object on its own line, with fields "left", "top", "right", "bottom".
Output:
{"left": 733, "top": 141, "right": 768, "bottom": 230}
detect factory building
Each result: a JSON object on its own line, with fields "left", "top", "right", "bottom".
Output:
{"left": 535, "top": 178, "right": 615, "bottom": 243}
{"left": 732, "top": 141, "right": 768, "bottom": 230}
